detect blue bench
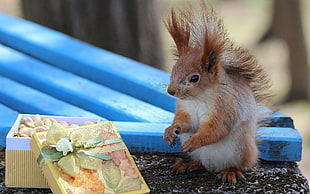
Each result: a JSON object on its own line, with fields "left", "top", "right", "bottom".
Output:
{"left": 0, "top": 13, "right": 302, "bottom": 162}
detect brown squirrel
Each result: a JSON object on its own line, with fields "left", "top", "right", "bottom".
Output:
{"left": 163, "top": 2, "right": 271, "bottom": 184}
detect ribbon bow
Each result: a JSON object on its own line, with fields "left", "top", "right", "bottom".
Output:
{"left": 37, "top": 122, "right": 123, "bottom": 177}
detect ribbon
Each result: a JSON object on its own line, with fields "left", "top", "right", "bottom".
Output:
{"left": 37, "top": 122, "right": 124, "bottom": 177}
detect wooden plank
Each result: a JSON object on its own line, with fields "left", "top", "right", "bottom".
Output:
{"left": 114, "top": 122, "right": 181, "bottom": 153}
{"left": 0, "top": 13, "right": 301, "bottom": 162}
{"left": 0, "top": 111, "right": 301, "bottom": 161}
{"left": 0, "top": 13, "right": 176, "bottom": 113}
{"left": 0, "top": 104, "right": 19, "bottom": 147}
{"left": 0, "top": 117, "right": 302, "bottom": 161}
{"left": 264, "top": 112, "right": 295, "bottom": 128}
{"left": 257, "top": 127, "right": 302, "bottom": 162}
{"left": 0, "top": 75, "right": 104, "bottom": 119}
{"left": 0, "top": 104, "right": 19, "bottom": 128}
{"left": 0, "top": 45, "right": 174, "bottom": 123}
{"left": 0, "top": 14, "right": 293, "bottom": 126}
{"left": 114, "top": 122, "right": 302, "bottom": 162}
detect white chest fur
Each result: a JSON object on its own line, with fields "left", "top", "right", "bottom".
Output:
{"left": 178, "top": 98, "right": 247, "bottom": 172}
{"left": 177, "top": 91, "right": 258, "bottom": 172}
{"left": 179, "top": 97, "right": 214, "bottom": 131}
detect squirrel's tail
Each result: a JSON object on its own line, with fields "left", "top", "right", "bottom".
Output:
{"left": 223, "top": 48, "right": 272, "bottom": 106}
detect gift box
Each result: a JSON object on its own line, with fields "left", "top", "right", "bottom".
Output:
{"left": 30, "top": 121, "right": 150, "bottom": 193}
{"left": 5, "top": 114, "right": 100, "bottom": 188}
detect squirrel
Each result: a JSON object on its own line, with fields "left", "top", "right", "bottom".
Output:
{"left": 163, "top": 2, "right": 271, "bottom": 184}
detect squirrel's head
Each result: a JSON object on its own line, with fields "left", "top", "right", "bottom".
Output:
{"left": 165, "top": 5, "right": 225, "bottom": 99}
{"left": 167, "top": 47, "right": 221, "bottom": 99}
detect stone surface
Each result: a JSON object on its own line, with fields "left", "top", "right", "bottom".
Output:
{"left": 1, "top": 148, "right": 309, "bottom": 193}
{"left": 134, "top": 153, "right": 309, "bottom": 193}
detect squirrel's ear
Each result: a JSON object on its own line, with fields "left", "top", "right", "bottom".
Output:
{"left": 165, "top": 9, "right": 190, "bottom": 56}
{"left": 200, "top": 49, "right": 218, "bottom": 75}
{"left": 207, "top": 51, "right": 216, "bottom": 74}
{"left": 200, "top": 30, "right": 223, "bottom": 75}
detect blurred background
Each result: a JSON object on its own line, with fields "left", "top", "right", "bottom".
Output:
{"left": 1, "top": 0, "right": 309, "bottom": 180}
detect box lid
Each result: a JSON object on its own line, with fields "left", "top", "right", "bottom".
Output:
{"left": 30, "top": 121, "right": 150, "bottom": 194}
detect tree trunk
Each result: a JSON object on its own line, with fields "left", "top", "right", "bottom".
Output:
{"left": 21, "top": 0, "right": 165, "bottom": 69}
{"left": 261, "top": 0, "right": 309, "bottom": 101}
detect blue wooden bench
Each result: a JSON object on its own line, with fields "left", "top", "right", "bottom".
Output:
{"left": 0, "top": 13, "right": 302, "bottom": 162}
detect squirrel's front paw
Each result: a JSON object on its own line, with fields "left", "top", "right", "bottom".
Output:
{"left": 182, "top": 135, "right": 202, "bottom": 152}
{"left": 163, "top": 124, "right": 181, "bottom": 145}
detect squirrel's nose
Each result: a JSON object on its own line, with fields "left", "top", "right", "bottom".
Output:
{"left": 167, "top": 87, "right": 176, "bottom": 96}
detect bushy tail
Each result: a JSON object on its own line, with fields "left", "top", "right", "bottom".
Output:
{"left": 223, "top": 48, "right": 272, "bottom": 106}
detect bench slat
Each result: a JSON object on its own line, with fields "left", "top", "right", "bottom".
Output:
{"left": 0, "top": 104, "right": 19, "bottom": 127}
{"left": 0, "top": 116, "right": 301, "bottom": 161}
{"left": 0, "top": 45, "right": 174, "bottom": 123}
{"left": 0, "top": 14, "right": 295, "bottom": 128}
{"left": 257, "top": 127, "right": 302, "bottom": 161}
{"left": 0, "top": 76, "right": 104, "bottom": 119}
{"left": 0, "top": 104, "right": 19, "bottom": 147}
{"left": 265, "top": 112, "right": 295, "bottom": 128}
{"left": 0, "top": 13, "right": 176, "bottom": 113}
{"left": 0, "top": 13, "right": 302, "bottom": 162}
{"left": 114, "top": 122, "right": 302, "bottom": 162}
{"left": 0, "top": 14, "right": 295, "bottom": 127}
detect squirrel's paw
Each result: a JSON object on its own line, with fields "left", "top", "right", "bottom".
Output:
{"left": 182, "top": 134, "right": 203, "bottom": 152}
{"left": 171, "top": 159, "right": 204, "bottom": 173}
{"left": 163, "top": 124, "right": 181, "bottom": 145}
{"left": 216, "top": 168, "right": 245, "bottom": 184}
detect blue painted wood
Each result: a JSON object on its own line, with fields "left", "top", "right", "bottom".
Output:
{"left": 0, "top": 104, "right": 19, "bottom": 147}
{"left": 0, "top": 104, "right": 19, "bottom": 127}
{"left": 0, "top": 13, "right": 176, "bottom": 113}
{"left": 0, "top": 113, "right": 302, "bottom": 161}
{"left": 0, "top": 13, "right": 302, "bottom": 162}
{"left": 114, "top": 122, "right": 181, "bottom": 153}
{"left": 0, "top": 75, "right": 104, "bottom": 119}
{"left": 257, "top": 127, "right": 302, "bottom": 161}
{"left": 114, "top": 122, "right": 302, "bottom": 162}
{"left": 0, "top": 14, "right": 295, "bottom": 124}
{"left": 265, "top": 112, "right": 295, "bottom": 128}
{"left": 0, "top": 44, "right": 174, "bottom": 123}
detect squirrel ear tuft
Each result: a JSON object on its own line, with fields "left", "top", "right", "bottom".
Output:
{"left": 165, "top": 9, "right": 190, "bottom": 56}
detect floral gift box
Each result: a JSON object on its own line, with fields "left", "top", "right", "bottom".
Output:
{"left": 30, "top": 121, "right": 150, "bottom": 194}
{"left": 5, "top": 114, "right": 101, "bottom": 188}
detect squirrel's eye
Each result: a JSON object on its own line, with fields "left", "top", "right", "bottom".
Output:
{"left": 190, "top": 75, "right": 199, "bottom": 83}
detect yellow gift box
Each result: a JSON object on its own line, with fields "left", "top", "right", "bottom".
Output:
{"left": 30, "top": 121, "right": 150, "bottom": 194}
{"left": 5, "top": 114, "right": 100, "bottom": 188}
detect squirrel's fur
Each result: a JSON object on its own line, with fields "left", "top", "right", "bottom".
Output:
{"left": 165, "top": 4, "right": 271, "bottom": 104}
{"left": 163, "top": 2, "right": 272, "bottom": 184}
